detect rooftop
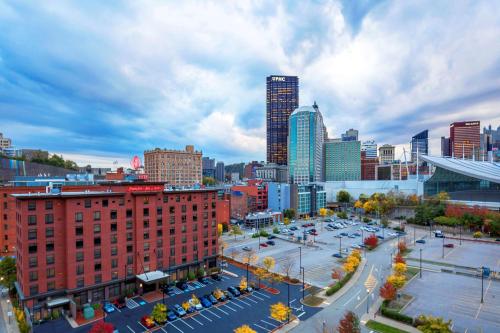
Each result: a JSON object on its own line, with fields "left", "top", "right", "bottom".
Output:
{"left": 421, "top": 155, "right": 500, "bottom": 184}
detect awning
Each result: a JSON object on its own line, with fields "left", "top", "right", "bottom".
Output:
{"left": 47, "top": 297, "right": 70, "bottom": 308}
{"left": 136, "top": 271, "right": 169, "bottom": 284}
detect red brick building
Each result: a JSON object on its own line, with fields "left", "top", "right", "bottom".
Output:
{"left": 12, "top": 183, "right": 227, "bottom": 320}
{"left": 361, "top": 151, "right": 378, "bottom": 180}
{"left": 230, "top": 180, "right": 267, "bottom": 219}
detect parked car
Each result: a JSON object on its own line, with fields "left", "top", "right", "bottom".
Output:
{"left": 166, "top": 310, "right": 178, "bottom": 321}
{"left": 416, "top": 239, "right": 426, "bottom": 244}
{"left": 348, "top": 234, "right": 356, "bottom": 238}
{"left": 242, "top": 246, "right": 252, "bottom": 251}
{"left": 352, "top": 232, "right": 361, "bottom": 237}
{"left": 103, "top": 302, "right": 115, "bottom": 314}
{"left": 310, "top": 232, "right": 318, "bottom": 236}
{"left": 141, "top": 315, "right": 156, "bottom": 328}
{"left": 259, "top": 243, "right": 268, "bottom": 247}
{"left": 444, "top": 243, "right": 454, "bottom": 248}
{"left": 334, "top": 234, "right": 343, "bottom": 238}
{"left": 176, "top": 282, "right": 189, "bottom": 290}
{"left": 211, "top": 274, "right": 222, "bottom": 281}
{"left": 227, "top": 286, "right": 241, "bottom": 297}
{"left": 434, "top": 230, "right": 445, "bottom": 238}
{"left": 113, "top": 297, "right": 126, "bottom": 309}
{"left": 173, "top": 304, "right": 187, "bottom": 317}
{"left": 266, "top": 240, "right": 276, "bottom": 246}
{"left": 290, "top": 226, "right": 298, "bottom": 231}
{"left": 340, "top": 232, "right": 349, "bottom": 236}
{"left": 325, "top": 226, "right": 334, "bottom": 231}
{"left": 198, "top": 276, "right": 210, "bottom": 284}
{"left": 267, "top": 235, "right": 277, "bottom": 239}
{"left": 377, "top": 235, "right": 385, "bottom": 240}
{"left": 207, "top": 294, "right": 218, "bottom": 304}
{"left": 199, "top": 296, "right": 212, "bottom": 308}
{"left": 288, "top": 231, "right": 294, "bottom": 236}
{"left": 189, "top": 298, "right": 203, "bottom": 311}
{"left": 223, "top": 290, "right": 233, "bottom": 300}
{"left": 332, "top": 253, "right": 343, "bottom": 258}
{"left": 351, "top": 244, "right": 362, "bottom": 249}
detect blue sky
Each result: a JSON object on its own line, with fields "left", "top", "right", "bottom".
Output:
{"left": 1, "top": 0, "right": 500, "bottom": 167}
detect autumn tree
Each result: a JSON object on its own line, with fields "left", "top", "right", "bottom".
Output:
{"left": 394, "top": 253, "right": 406, "bottom": 264}
{"left": 343, "top": 254, "right": 360, "bottom": 273}
{"left": 234, "top": 324, "right": 257, "bottom": 333}
{"left": 262, "top": 256, "right": 276, "bottom": 272}
{"left": 387, "top": 274, "right": 406, "bottom": 289}
{"left": 364, "top": 234, "right": 378, "bottom": 249}
{"left": 239, "top": 277, "right": 248, "bottom": 290}
{"left": 270, "top": 302, "right": 291, "bottom": 322}
{"left": 354, "top": 200, "right": 363, "bottom": 209}
{"left": 394, "top": 262, "right": 407, "bottom": 275}
{"left": 379, "top": 281, "right": 397, "bottom": 301}
{"left": 398, "top": 241, "right": 407, "bottom": 254}
{"left": 229, "top": 225, "right": 243, "bottom": 239}
{"left": 337, "top": 311, "right": 360, "bottom": 333}
{"left": 331, "top": 267, "right": 344, "bottom": 280}
{"left": 416, "top": 315, "right": 452, "bottom": 333}
{"left": 89, "top": 321, "right": 115, "bottom": 333}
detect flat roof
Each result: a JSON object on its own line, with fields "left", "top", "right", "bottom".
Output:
{"left": 12, "top": 191, "right": 125, "bottom": 199}
{"left": 136, "top": 271, "right": 169, "bottom": 283}
{"left": 421, "top": 155, "right": 500, "bottom": 184}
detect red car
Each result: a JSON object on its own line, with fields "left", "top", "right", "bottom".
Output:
{"left": 141, "top": 315, "right": 155, "bottom": 329}
{"left": 311, "top": 232, "right": 318, "bottom": 236}
{"left": 259, "top": 243, "right": 268, "bottom": 247}
{"left": 444, "top": 243, "right": 454, "bottom": 248}
{"left": 113, "top": 297, "right": 126, "bottom": 309}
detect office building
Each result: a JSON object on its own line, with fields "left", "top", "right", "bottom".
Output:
{"left": 266, "top": 75, "right": 299, "bottom": 165}
{"left": 13, "top": 184, "right": 228, "bottom": 319}
{"left": 144, "top": 145, "right": 202, "bottom": 186}
{"left": 290, "top": 183, "right": 326, "bottom": 217}
{"left": 215, "top": 162, "right": 225, "bottom": 182}
{"left": 411, "top": 130, "right": 429, "bottom": 163}
{"left": 361, "top": 140, "right": 377, "bottom": 159}
{"left": 441, "top": 137, "right": 451, "bottom": 157}
{"left": 244, "top": 211, "right": 282, "bottom": 229}
{"left": 481, "top": 124, "right": 500, "bottom": 162}
{"left": 341, "top": 129, "right": 359, "bottom": 141}
{"left": 376, "top": 163, "right": 409, "bottom": 180}
{"left": 243, "top": 161, "right": 263, "bottom": 179}
{"left": 361, "top": 151, "right": 378, "bottom": 180}
{"left": 324, "top": 139, "right": 361, "bottom": 181}
{"left": 255, "top": 163, "right": 288, "bottom": 183}
{"left": 230, "top": 180, "right": 268, "bottom": 219}
{"left": 378, "top": 144, "right": 395, "bottom": 165}
{"left": 0, "top": 133, "right": 12, "bottom": 149}
{"left": 288, "top": 103, "right": 325, "bottom": 184}
{"left": 267, "top": 182, "right": 291, "bottom": 212}
{"left": 450, "top": 121, "right": 480, "bottom": 160}
{"left": 202, "top": 157, "right": 216, "bottom": 178}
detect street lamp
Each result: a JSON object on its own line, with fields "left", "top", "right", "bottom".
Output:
{"left": 481, "top": 266, "right": 484, "bottom": 304}
{"left": 300, "top": 267, "right": 305, "bottom": 302}
{"left": 442, "top": 235, "right": 445, "bottom": 259}
{"left": 246, "top": 263, "right": 249, "bottom": 286}
{"left": 299, "top": 246, "right": 302, "bottom": 270}
{"left": 339, "top": 235, "right": 342, "bottom": 256}
{"left": 419, "top": 248, "right": 422, "bottom": 278}
{"left": 366, "top": 289, "right": 370, "bottom": 314}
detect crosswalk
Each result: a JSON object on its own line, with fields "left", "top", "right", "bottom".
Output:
{"left": 126, "top": 298, "right": 140, "bottom": 309}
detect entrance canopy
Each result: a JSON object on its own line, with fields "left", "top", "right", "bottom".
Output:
{"left": 47, "top": 297, "right": 70, "bottom": 308}
{"left": 136, "top": 271, "right": 169, "bottom": 284}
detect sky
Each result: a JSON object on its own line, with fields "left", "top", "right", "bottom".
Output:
{"left": 1, "top": 0, "right": 500, "bottom": 168}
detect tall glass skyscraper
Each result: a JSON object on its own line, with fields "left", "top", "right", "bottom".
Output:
{"left": 288, "top": 103, "right": 325, "bottom": 184}
{"left": 324, "top": 139, "right": 361, "bottom": 181}
{"left": 411, "top": 130, "right": 429, "bottom": 162}
{"left": 266, "top": 75, "right": 299, "bottom": 165}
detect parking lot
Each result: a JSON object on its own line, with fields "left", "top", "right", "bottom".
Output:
{"left": 403, "top": 271, "right": 500, "bottom": 333}
{"left": 226, "top": 217, "right": 400, "bottom": 288}
{"left": 34, "top": 263, "right": 321, "bottom": 333}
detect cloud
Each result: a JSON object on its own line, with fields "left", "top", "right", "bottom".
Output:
{"left": 0, "top": 0, "right": 499, "bottom": 168}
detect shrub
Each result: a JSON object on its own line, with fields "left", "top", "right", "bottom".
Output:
{"left": 337, "top": 212, "right": 348, "bottom": 219}
{"left": 251, "top": 233, "right": 260, "bottom": 238}
{"left": 379, "top": 281, "right": 397, "bottom": 301}
{"left": 380, "top": 300, "right": 414, "bottom": 325}
{"left": 289, "top": 278, "right": 300, "bottom": 284}
{"left": 406, "top": 217, "right": 415, "bottom": 224}
{"left": 187, "top": 271, "right": 196, "bottom": 281}
{"left": 196, "top": 267, "right": 205, "bottom": 278}
{"left": 473, "top": 231, "right": 482, "bottom": 238}
{"left": 325, "top": 273, "right": 353, "bottom": 296}
{"left": 273, "top": 227, "right": 279, "bottom": 234}
{"left": 259, "top": 230, "right": 269, "bottom": 237}
{"left": 364, "top": 234, "right": 378, "bottom": 249}
{"left": 363, "top": 217, "right": 371, "bottom": 223}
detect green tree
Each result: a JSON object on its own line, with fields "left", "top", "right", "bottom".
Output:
{"left": 283, "top": 209, "right": 295, "bottom": 219}
{"left": 0, "top": 256, "right": 16, "bottom": 290}
{"left": 416, "top": 315, "right": 452, "bottom": 333}
{"left": 151, "top": 303, "right": 167, "bottom": 324}
{"left": 337, "top": 190, "right": 351, "bottom": 203}
{"left": 230, "top": 225, "right": 243, "bottom": 239}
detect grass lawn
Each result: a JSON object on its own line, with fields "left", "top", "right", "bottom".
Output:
{"left": 366, "top": 320, "right": 409, "bottom": 333}
{"left": 387, "top": 294, "right": 413, "bottom": 311}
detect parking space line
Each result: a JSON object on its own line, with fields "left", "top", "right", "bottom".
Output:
{"left": 254, "top": 291, "right": 271, "bottom": 299}
{"left": 198, "top": 311, "right": 213, "bottom": 322}
{"left": 244, "top": 296, "right": 258, "bottom": 304}
{"left": 235, "top": 298, "right": 252, "bottom": 306}
{"left": 250, "top": 293, "right": 264, "bottom": 301}
{"left": 137, "top": 321, "right": 149, "bottom": 331}
{"left": 268, "top": 316, "right": 283, "bottom": 323}
{"left": 213, "top": 305, "right": 230, "bottom": 315}
{"left": 260, "top": 319, "right": 278, "bottom": 327}
{"left": 190, "top": 315, "right": 204, "bottom": 325}
{"left": 205, "top": 308, "right": 222, "bottom": 319}
{"left": 167, "top": 322, "right": 184, "bottom": 333}
{"left": 126, "top": 325, "right": 136, "bottom": 333}
{"left": 253, "top": 323, "right": 271, "bottom": 332}
{"left": 229, "top": 300, "right": 244, "bottom": 309}
{"left": 223, "top": 303, "right": 238, "bottom": 312}
{"left": 112, "top": 304, "right": 122, "bottom": 312}
{"left": 177, "top": 319, "right": 194, "bottom": 330}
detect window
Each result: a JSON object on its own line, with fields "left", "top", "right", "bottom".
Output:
{"left": 94, "top": 237, "right": 101, "bottom": 246}
{"left": 111, "top": 223, "right": 117, "bottom": 232}
{"left": 75, "top": 212, "right": 83, "bottom": 222}
{"left": 75, "top": 226, "right": 83, "bottom": 236}
{"left": 176, "top": 196, "right": 180, "bottom": 202}
{"left": 110, "top": 234, "right": 117, "bottom": 244}
{"left": 29, "top": 285, "right": 38, "bottom": 295}
{"left": 76, "top": 265, "right": 84, "bottom": 275}
{"left": 157, "top": 218, "right": 162, "bottom": 227}
{"left": 46, "top": 254, "right": 55, "bottom": 265}
{"left": 144, "top": 232, "right": 149, "bottom": 240}
{"left": 126, "top": 209, "right": 133, "bottom": 218}
{"left": 28, "top": 229, "right": 37, "bottom": 240}
{"left": 102, "top": 199, "right": 108, "bottom": 207}
{"left": 28, "top": 215, "right": 37, "bottom": 226}
{"left": 95, "top": 275, "right": 102, "bottom": 284}
{"left": 181, "top": 205, "right": 186, "bottom": 213}
{"left": 182, "top": 225, "right": 186, "bottom": 233}
{"left": 47, "top": 281, "right": 55, "bottom": 291}
{"left": 157, "top": 239, "right": 163, "bottom": 247}
{"left": 143, "top": 208, "right": 149, "bottom": 217}
{"left": 45, "top": 201, "right": 53, "bottom": 210}
{"left": 193, "top": 204, "right": 197, "bottom": 211}
{"left": 29, "top": 257, "right": 37, "bottom": 268}
{"left": 28, "top": 244, "right": 37, "bottom": 254}
{"left": 126, "top": 245, "right": 133, "bottom": 253}
{"left": 45, "top": 214, "right": 54, "bottom": 224}
{"left": 127, "top": 255, "right": 133, "bottom": 265}
{"left": 157, "top": 207, "right": 162, "bottom": 216}
{"left": 94, "top": 263, "right": 101, "bottom": 272}
{"left": 170, "top": 237, "right": 175, "bottom": 245}
{"left": 182, "top": 245, "right": 187, "bottom": 254}
{"left": 94, "top": 248, "right": 101, "bottom": 259}
{"left": 28, "top": 201, "right": 36, "bottom": 211}
{"left": 46, "top": 242, "right": 54, "bottom": 252}
{"left": 47, "top": 268, "right": 55, "bottom": 278}
{"left": 84, "top": 199, "right": 91, "bottom": 208}
{"left": 111, "top": 258, "right": 118, "bottom": 268}
{"left": 112, "top": 271, "right": 118, "bottom": 280}
{"left": 157, "top": 229, "right": 163, "bottom": 237}
{"left": 126, "top": 221, "right": 132, "bottom": 229}
{"left": 182, "top": 235, "right": 187, "bottom": 244}
{"left": 93, "top": 224, "right": 101, "bottom": 233}
{"left": 144, "top": 255, "right": 150, "bottom": 262}
{"left": 76, "top": 252, "right": 84, "bottom": 262}
{"left": 111, "top": 247, "right": 117, "bottom": 256}
{"left": 93, "top": 211, "right": 101, "bottom": 221}
{"left": 163, "top": 195, "right": 168, "bottom": 203}
{"left": 144, "top": 242, "right": 150, "bottom": 251}
{"left": 45, "top": 228, "right": 54, "bottom": 238}
{"left": 110, "top": 210, "right": 117, "bottom": 219}
{"left": 192, "top": 224, "right": 198, "bottom": 232}
{"left": 29, "top": 271, "right": 38, "bottom": 281}
{"left": 77, "top": 278, "right": 84, "bottom": 288}
{"left": 169, "top": 206, "right": 175, "bottom": 214}
{"left": 182, "top": 215, "right": 187, "bottom": 223}
{"left": 170, "top": 228, "right": 175, "bottom": 235}
{"left": 126, "top": 233, "right": 133, "bottom": 241}
{"left": 143, "top": 220, "right": 149, "bottom": 228}
{"left": 170, "top": 248, "right": 175, "bottom": 256}
{"left": 76, "top": 240, "right": 83, "bottom": 249}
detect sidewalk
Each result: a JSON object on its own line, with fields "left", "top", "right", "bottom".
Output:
{"left": 360, "top": 297, "right": 419, "bottom": 333}
{"left": 0, "top": 296, "right": 20, "bottom": 333}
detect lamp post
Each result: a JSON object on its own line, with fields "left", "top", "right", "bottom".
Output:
{"left": 301, "top": 267, "right": 305, "bottom": 302}
{"left": 459, "top": 224, "right": 462, "bottom": 246}
{"left": 366, "top": 289, "right": 370, "bottom": 314}
{"left": 442, "top": 235, "right": 445, "bottom": 259}
{"left": 339, "top": 236, "right": 342, "bottom": 256}
{"left": 221, "top": 246, "right": 224, "bottom": 268}
{"left": 413, "top": 226, "right": 416, "bottom": 245}
{"left": 419, "top": 248, "right": 422, "bottom": 278}
{"left": 287, "top": 276, "right": 290, "bottom": 323}
{"left": 246, "top": 263, "right": 249, "bottom": 286}
{"left": 481, "top": 267, "right": 484, "bottom": 304}
{"left": 299, "top": 246, "right": 302, "bottom": 271}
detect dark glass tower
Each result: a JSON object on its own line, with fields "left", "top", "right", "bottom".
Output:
{"left": 411, "top": 129, "right": 429, "bottom": 162}
{"left": 266, "top": 75, "right": 299, "bottom": 165}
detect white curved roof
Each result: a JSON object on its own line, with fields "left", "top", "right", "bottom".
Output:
{"left": 421, "top": 155, "right": 500, "bottom": 184}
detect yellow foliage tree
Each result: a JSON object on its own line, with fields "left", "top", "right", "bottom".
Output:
{"left": 351, "top": 249, "right": 362, "bottom": 261}
{"left": 217, "top": 223, "right": 223, "bottom": 236}
{"left": 354, "top": 200, "right": 363, "bottom": 209}
{"left": 319, "top": 208, "right": 328, "bottom": 217}
{"left": 387, "top": 274, "right": 406, "bottom": 289}
{"left": 191, "top": 294, "right": 200, "bottom": 305}
{"left": 213, "top": 288, "right": 224, "bottom": 300}
{"left": 343, "top": 255, "right": 360, "bottom": 273}
{"left": 262, "top": 256, "right": 276, "bottom": 272}
{"left": 182, "top": 301, "right": 191, "bottom": 311}
{"left": 270, "top": 302, "right": 291, "bottom": 322}
{"left": 234, "top": 324, "right": 257, "bottom": 333}
{"left": 394, "top": 262, "right": 407, "bottom": 275}
{"left": 363, "top": 200, "right": 375, "bottom": 213}
{"left": 283, "top": 217, "right": 290, "bottom": 225}
{"left": 239, "top": 277, "right": 247, "bottom": 290}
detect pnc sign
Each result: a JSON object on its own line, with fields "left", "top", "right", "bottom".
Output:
{"left": 465, "top": 121, "right": 479, "bottom": 126}
{"left": 271, "top": 76, "right": 286, "bottom": 82}
{"left": 127, "top": 185, "right": 164, "bottom": 192}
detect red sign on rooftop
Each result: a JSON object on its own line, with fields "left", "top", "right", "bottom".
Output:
{"left": 127, "top": 185, "right": 163, "bottom": 192}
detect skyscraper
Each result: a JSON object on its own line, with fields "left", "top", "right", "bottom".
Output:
{"left": 288, "top": 103, "right": 325, "bottom": 184}
{"left": 361, "top": 140, "right": 377, "bottom": 158}
{"left": 378, "top": 144, "right": 395, "bottom": 164}
{"left": 341, "top": 128, "right": 359, "bottom": 141}
{"left": 266, "top": 75, "right": 299, "bottom": 165}
{"left": 450, "top": 121, "right": 480, "bottom": 159}
{"left": 202, "top": 157, "right": 216, "bottom": 178}
{"left": 441, "top": 136, "right": 451, "bottom": 157}
{"left": 411, "top": 130, "right": 429, "bottom": 163}
{"left": 216, "top": 161, "right": 225, "bottom": 182}
{"left": 324, "top": 139, "right": 361, "bottom": 181}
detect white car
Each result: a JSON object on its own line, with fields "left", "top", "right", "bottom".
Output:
{"left": 189, "top": 299, "right": 203, "bottom": 310}
{"left": 280, "top": 228, "right": 289, "bottom": 234}
{"left": 388, "top": 232, "right": 398, "bottom": 236}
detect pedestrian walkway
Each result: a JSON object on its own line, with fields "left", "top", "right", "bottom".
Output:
{"left": 361, "top": 296, "right": 419, "bottom": 333}
{"left": 0, "top": 296, "right": 20, "bottom": 333}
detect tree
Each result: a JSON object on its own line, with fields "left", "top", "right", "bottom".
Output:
{"left": 202, "top": 176, "right": 216, "bottom": 186}
{"left": 394, "top": 263, "right": 407, "bottom": 275}
{"left": 363, "top": 200, "right": 376, "bottom": 214}
{"left": 254, "top": 267, "right": 269, "bottom": 287}
{"left": 234, "top": 325, "right": 257, "bottom": 333}
{"left": 182, "top": 301, "right": 191, "bottom": 311}
{"left": 229, "top": 225, "right": 243, "bottom": 239}
{"left": 331, "top": 267, "right": 344, "bottom": 280}
{"left": 151, "top": 303, "right": 167, "bottom": 324}
{"left": 242, "top": 249, "right": 258, "bottom": 267}
{"left": 354, "top": 200, "right": 363, "bottom": 209}
{"left": 283, "top": 209, "right": 296, "bottom": 219}
{"left": 337, "top": 311, "right": 360, "bottom": 333}
{"left": 283, "top": 217, "right": 290, "bottom": 225}
{"left": 364, "top": 234, "right": 378, "bottom": 249}
{"left": 379, "top": 281, "right": 397, "bottom": 301}
{"left": 270, "top": 302, "right": 291, "bottom": 322}
{"left": 279, "top": 256, "right": 295, "bottom": 278}
{"left": 319, "top": 208, "right": 328, "bottom": 217}
{"left": 415, "top": 315, "right": 452, "bottom": 333}
{"left": 387, "top": 274, "right": 406, "bottom": 289}
{"left": 89, "top": 321, "right": 115, "bottom": 333}
{"left": 217, "top": 223, "right": 223, "bottom": 236}
{"left": 239, "top": 277, "right": 248, "bottom": 290}
{"left": 397, "top": 241, "right": 407, "bottom": 254}
{"left": 435, "top": 192, "right": 450, "bottom": 201}
{"left": 343, "top": 251, "right": 361, "bottom": 273}
{"left": 262, "top": 257, "right": 276, "bottom": 272}
{"left": 0, "top": 256, "right": 16, "bottom": 290}
{"left": 337, "top": 190, "right": 351, "bottom": 203}
{"left": 393, "top": 253, "right": 406, "bottom": 264}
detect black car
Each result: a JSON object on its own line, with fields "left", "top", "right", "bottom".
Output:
{"left": 227, "top": 286, "right": 241, "bottom": 297}
{"left": 211, "top": 274, "right": 222, "bottom": 281}
{"left": 266, "top": 240, "right": 275, "bottom": 246}
{"left": 206, "top": 294, "right": 218, "bottom": 305}
{"left": 176, "top": 282, "right": 189, "bottom": 290}
{"left": 267, "top": 235, "right": 277, "bottom": 239}
{"left": 290, "top": 226, "right": 298, "bottom": 231}
{"left": 198, "top": 276, "right": 210, "bottom": 284}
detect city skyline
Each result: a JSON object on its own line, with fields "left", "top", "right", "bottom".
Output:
{"left": 1, "top": 1, "right": 500, "bottom": 167}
